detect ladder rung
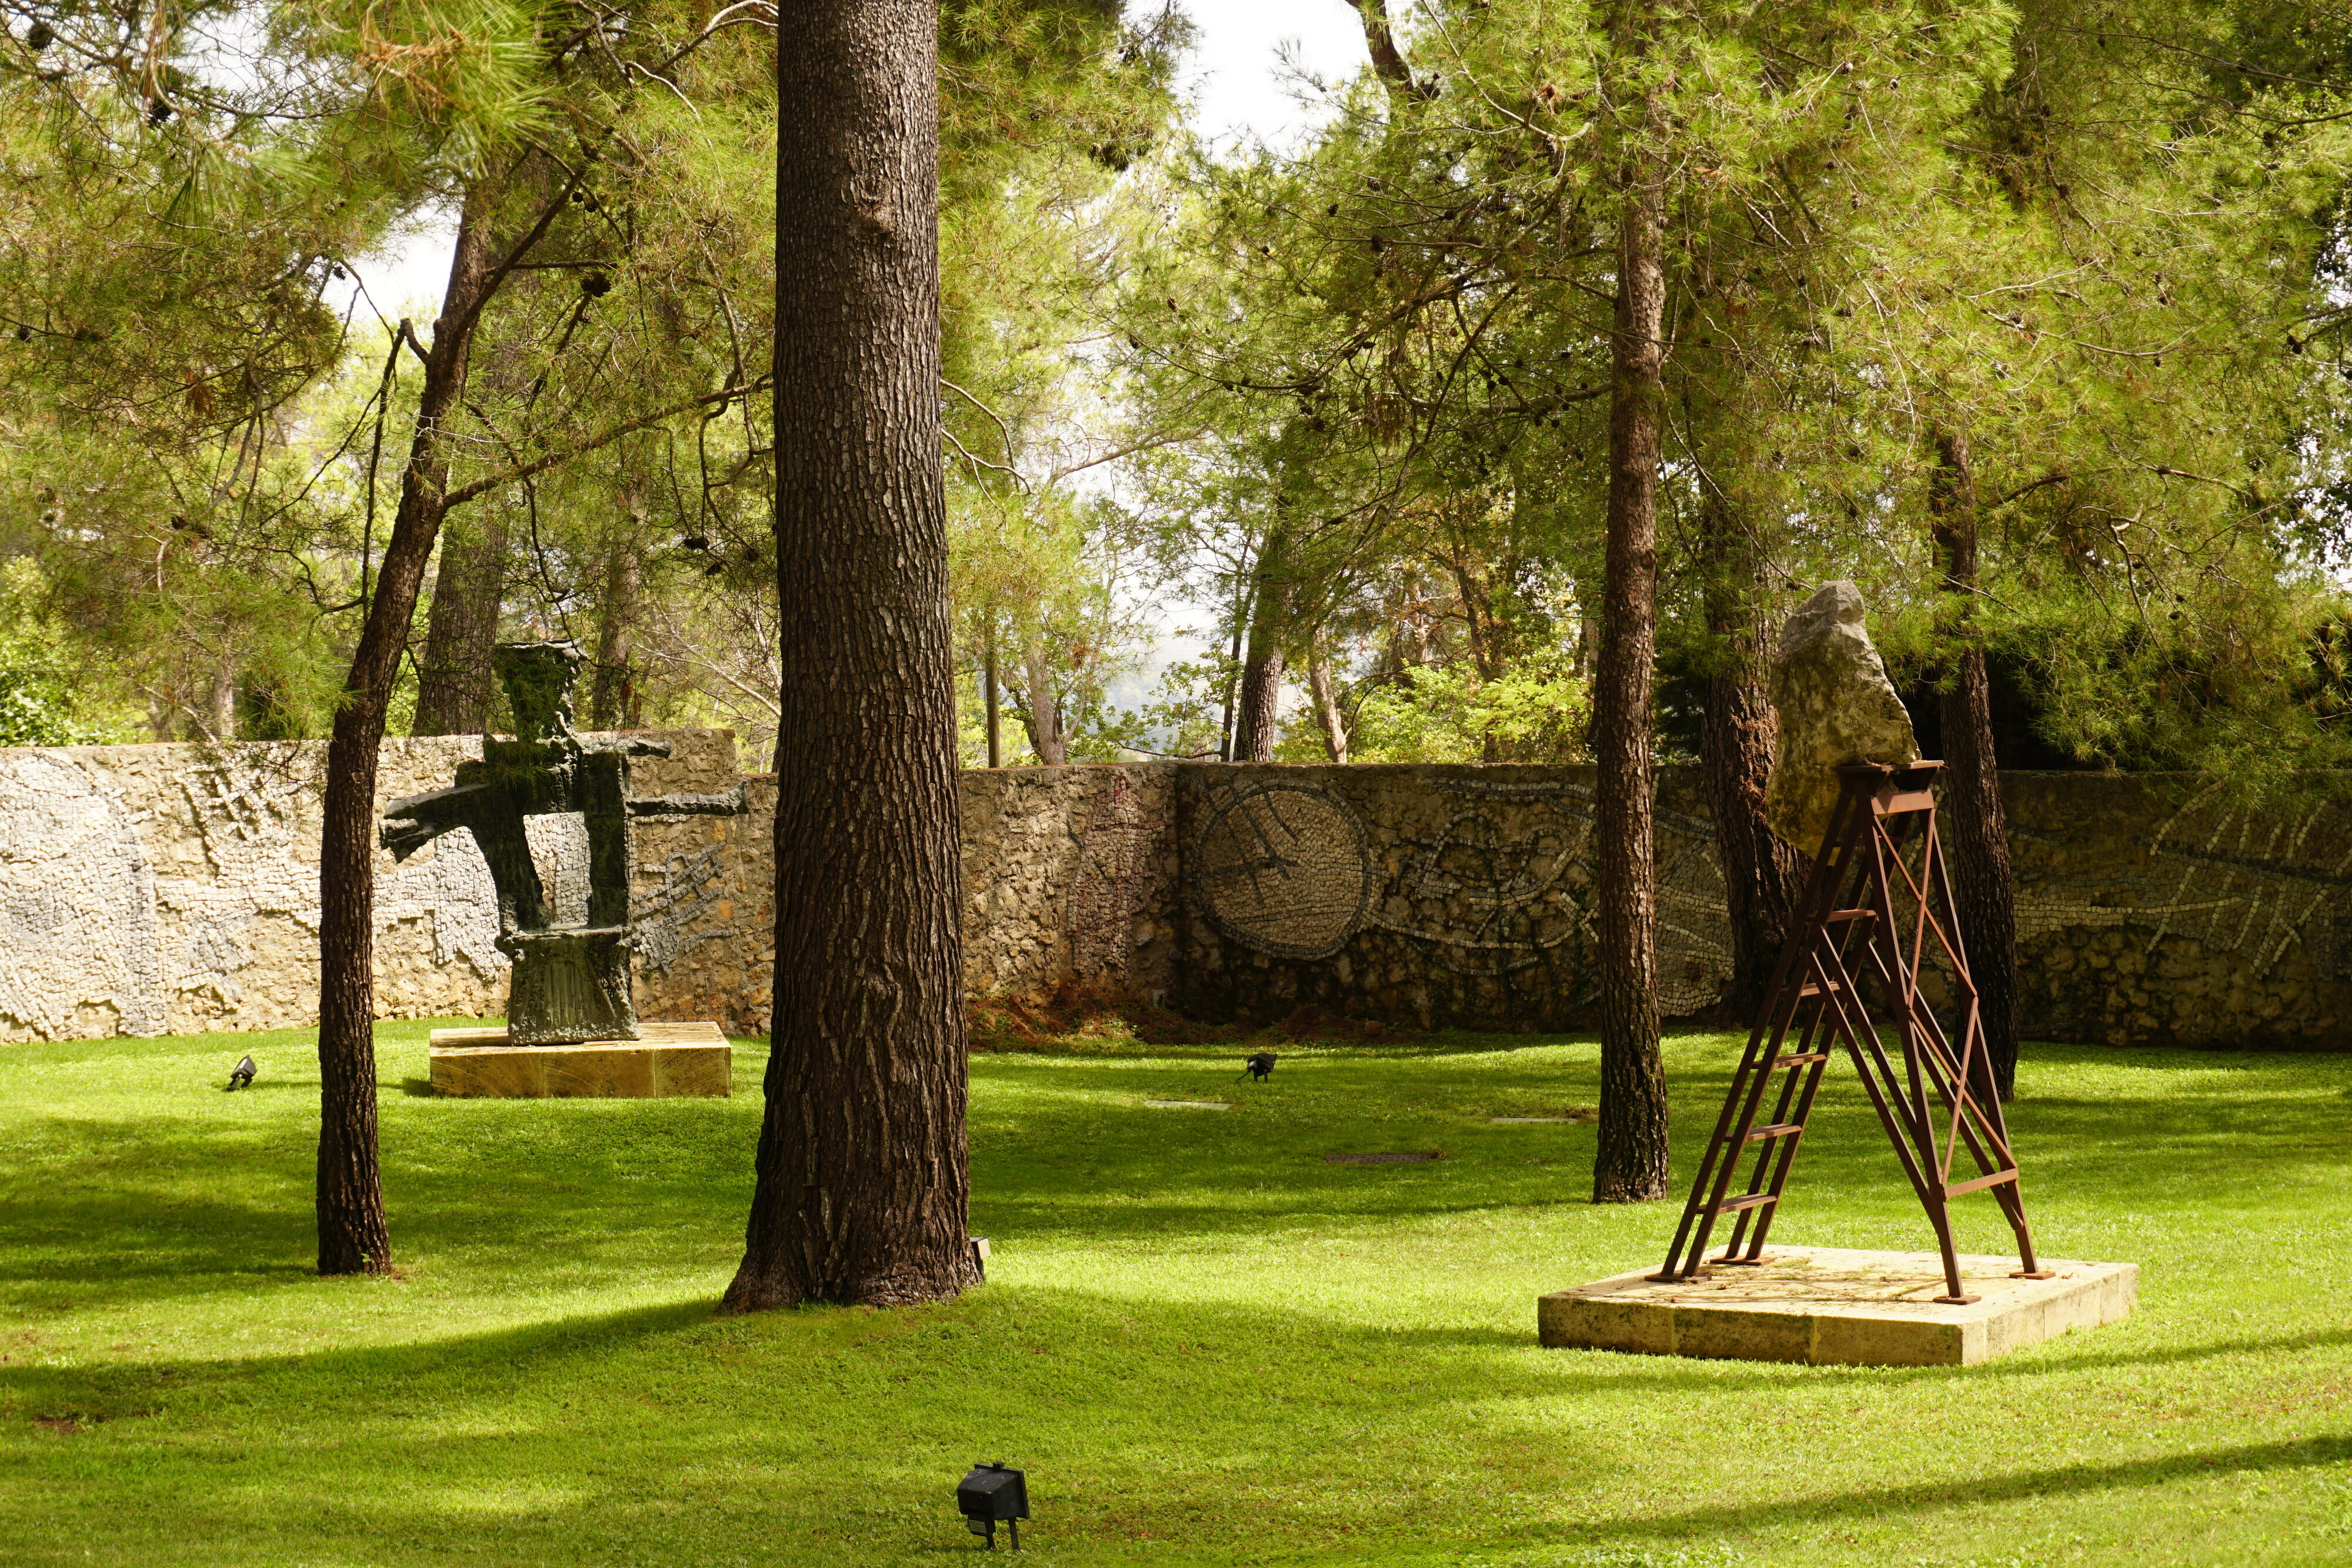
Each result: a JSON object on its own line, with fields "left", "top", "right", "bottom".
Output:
{"left": 1770, "top": 1052, "right": 1830, "bottom": 1069}
{"left": 1824, "top": 908, "right": 1877, "bottom": 923}
{"left": 1874, "top": 789, "right": 1936, "bottom": 815}
{"left": 1796, "top": 980, "right": 1846, "bottom": 998}
{"left": 1710, "top": 1192, "right": 1777, "bottom": 1215}
{"left": 1742, "top": 1123, "right": 1803, "bottom": 1144}
{"left": 1946, "top": 1169, "right": 2019, "bottom": 1198}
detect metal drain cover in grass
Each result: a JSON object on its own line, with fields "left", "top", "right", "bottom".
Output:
{"left": 1325, "top": 1151, "right": 1440, "bottom": 1165}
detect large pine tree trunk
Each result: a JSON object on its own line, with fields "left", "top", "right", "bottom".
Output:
{"left": 1591, "top": 11, "right": 1671, "bottom": 1204}
{"left": 315, "top": 183, "right": 500, "bottom": 1276}
{"left": 1697, "top": 494, "right": 1803, "bottom": 1022}
{"left": 1929, "top": 429, "right": 2022, "bottom": 1099}
{"left": 723, "top": 0, "right": 975, "bottom": 1312}
{"left": 412, "top": 513, "right": 509, "bottom": 735}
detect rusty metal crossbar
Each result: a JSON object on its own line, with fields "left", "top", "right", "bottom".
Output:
{"left": 1652, "top": 761, "right": 2051, "bottom": 1303}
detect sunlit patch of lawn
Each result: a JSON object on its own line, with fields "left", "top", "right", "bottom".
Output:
{"left": 2, "top": 1018, "right": 2347, "bottom": 1566}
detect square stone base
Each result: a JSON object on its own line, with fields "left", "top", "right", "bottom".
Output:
{"left": 427, "top": 1021, "right": 733, "bottom": 1099}
{"left": 1539, "top": 1245, "right": 2137, "bottom": 1367}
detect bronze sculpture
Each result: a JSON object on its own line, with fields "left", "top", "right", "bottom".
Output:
{"left": 380, "top": 641, "right": 743, "bottom": 1046}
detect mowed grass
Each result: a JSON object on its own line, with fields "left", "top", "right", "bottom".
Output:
{"left": 2, "top": 1021, "right": 2349, "bottom": 1568}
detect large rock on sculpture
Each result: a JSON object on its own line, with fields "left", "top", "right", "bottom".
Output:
{"left": 1765, "top": 581, "right": 1920, "bottom": 854}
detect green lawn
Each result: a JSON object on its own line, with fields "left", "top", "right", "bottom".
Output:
{"left": 2, "top": 1021, "right": 2348, "bottom": 1567}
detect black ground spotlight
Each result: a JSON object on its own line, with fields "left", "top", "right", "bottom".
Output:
{"left": 956, "top": 1460, "right": 1028, "bottom": 1550}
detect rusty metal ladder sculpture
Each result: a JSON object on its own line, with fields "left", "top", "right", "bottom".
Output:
{"left": 1653, "top": 761, "right": 2052, "bottom": 1303}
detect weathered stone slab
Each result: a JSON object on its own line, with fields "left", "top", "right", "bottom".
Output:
{"left": 427, "top": 1021, "right": 732, "bottom": 1099}
{"left": 1765, "top": 583, "right": 1920, "bottom": 854}
{"left": 1538, "top": 1245, "right": 2136, "bottom": 1366}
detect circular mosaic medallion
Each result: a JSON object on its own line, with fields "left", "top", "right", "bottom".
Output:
{"left": 1191, "top": 783, "right": 1371, "bottom": 959}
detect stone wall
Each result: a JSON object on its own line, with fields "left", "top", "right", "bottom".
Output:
{"left": 1162, "top": 764, "right": 2352, "bottom": 1049}
{"left": 0, "top": 740, "right": 2341, "bottom": 1051}
{"left": 0, "top": 731, "right": 757, "bottom": 1042}
{"left": 625, "top": 762, "right": 1183, "bottom": 1041}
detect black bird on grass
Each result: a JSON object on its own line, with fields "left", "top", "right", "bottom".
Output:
{"left": 1238, "top": 1051, "right": 1276, "bottom": 1083}
{"left": 226, "top": 1054, "right": 255, "bottom": 1091}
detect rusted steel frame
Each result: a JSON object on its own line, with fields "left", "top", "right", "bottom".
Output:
{"left": 1847, "top": 808, "right": 2039, "bottom": 1276}
{"left": 1712, "top": 991, "right": 1835, "bottom": 1262}
{"left": 1653, "top": 784, "right": 1866, "bottom": 1281}
{"left": 1719, "top": 837, "right": 1889, "bottom": 1263}
{"left": 1847, "top": 901, "right": 2020, "bottom": 1189}
{"left": 1860, "top": 811, "right": 1937, "bottom": 1148}
{"left": 1857, "top": 805, "right": 2018, "bottom": 1184}
{"left": 1718, "top": 1031, "right": 1833, "bottom": 1265}
{"left": 1808, "top": 930, "right": 1968, "bottom": 1300}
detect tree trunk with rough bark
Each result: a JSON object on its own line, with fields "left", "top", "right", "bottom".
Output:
{"left": 1929, "top": 428, "right": 2022, "bottom": 1099}
{"left": 1232, "top": 645, "right": 1284, "bottom": 762}
{"left": 315, "top": 183, "right": 500, "bottom": 1276}
{"left": 1697, "top": 492, "right": 1803, "bottom": 1023}
{"left": 413, "top": 513, "right": 509, "bottom": 735}
{"left": 1021, "top": 638, "right": 1068, "bottom": 765}
{"left": 1232, "top": 530, "right": 1291, "bottom": 763}
{"left": 723, "top": 0, "right": 975, "bottom": 1312}
{"left": 1591, "top": 11, "right": 1671, "bottom": 1205}
{"left": 589, "top": 533, "right": 642, "bottom": 730}
{"left": 1308, "top": 655, "right": 1348, "bottom": 764}
{"left": 983, "top": 616, "right": 1001, "bottom": 767}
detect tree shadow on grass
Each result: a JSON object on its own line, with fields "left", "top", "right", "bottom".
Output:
{"left": 4, "top": 1277, "right": 2346, "bottom": 1567}
{"left": 7, "top": 1037, "right": 2344, "bottom": 1320}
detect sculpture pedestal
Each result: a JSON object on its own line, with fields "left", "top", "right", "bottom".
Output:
{"left": 1538, "top": 1246, "right": 2136, "bottom": 1367}
{"left": 427, "top": 1021, "right": 733, "bottom": 1099}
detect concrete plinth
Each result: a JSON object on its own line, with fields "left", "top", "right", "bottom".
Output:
{"left": 1539, "top": 1245, "right": 2136, "bottom": 1367}
{"left": 427, "top": 1021, "right": 733, "bottom": 1099}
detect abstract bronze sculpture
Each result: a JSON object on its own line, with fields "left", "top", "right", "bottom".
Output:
{"left": 381, "top": 641, "right": 743, "bottom": 1047}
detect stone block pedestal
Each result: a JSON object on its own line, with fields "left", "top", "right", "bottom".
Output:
{"left": 1539, "top": 1245, "right": 2136, "bottom": 1366}
{"left": 427, "top": 1021, "right": 733, "bottom": 1099}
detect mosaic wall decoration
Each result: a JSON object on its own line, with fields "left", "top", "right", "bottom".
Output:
{"left": 1190, "top": 781, "right": 1371, "bottom": 959}
{"left": 1067, "top": 771, "right": 1171, "bottom": 982}
{"left": 1180, "top": 768, "right": 1737, "bottom": 1029}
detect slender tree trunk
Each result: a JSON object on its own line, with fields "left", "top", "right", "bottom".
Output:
{"left": 983, "top": 616, "right": 1001, "bottom": 768}
{"left": 1697, "top": 490, "right": 1803, "bottom": 1022}
{"left": 723, "top": 0, "right": 974, "bottom": 1312}
{"left": 1233, "top": 530, "right": 1291, "bottom": 763}
{"left": 315, "top": 181, "right": 500, "bottom": 1276}
{"left": 1021, "top": 638, "right": 1068, "bottom": 765}
{"left": 207, "top": 647, "right": 237, "bottom": 742}
{"left": 412, "top": 513, "right": 509, "bottom": 734}
{"left": 589, "top": 533, "right": 641, "bottom": 730}
{"left": 1308, "top": 654, "right": 1349, "bottom": 764}
{"left": 1929, "top": 428, "right": 2022, "bottom": 1099}
{"left": 1591, "top": 14, "right": 1671, "bottom": 1204}
{"left": 1217, "top": 594, "right": 1247, "bottom": 763}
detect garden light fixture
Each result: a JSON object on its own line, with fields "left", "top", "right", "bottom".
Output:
{"left": 956, "top": 1460, "right": 1027, "bottom": 1550}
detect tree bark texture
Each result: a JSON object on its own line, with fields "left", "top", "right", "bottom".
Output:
{"left": 1696, "top": 493, "right": 1803, "bottom": 1023}
{"left": 1929, "top": 429, "right": 2022, "bottom": 1099}
{"left": 412, "top": 511, "right": 509, "bottom": 734}
{"left": 315, "top": 183, "right": 500, "bottom": 1276}
{"left": 724, "top": 0, "right": 975, "bottom": 1312}
{"left": 589, "top": 534, "right": 642, "bottom": 730}
{"left": 983, "top": 618, "right": 1001, "bottom": 768}
{"left": 1232, "top": 531, "right": 1291, "bottom": 763}
{"left": 1591, "top": 18, "right": 1672, "bottom": 1205}
{"left": 1308, "top": 655, "right": 1349, "bottom": 764}
{"left": 1021, "top": 638, "right": 1069, "bottom": 765}
{"left": 1232, "top": 646, "right": 1285, "bottom": 763}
